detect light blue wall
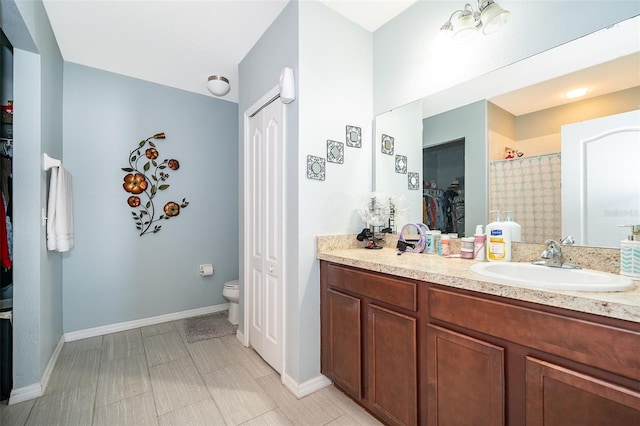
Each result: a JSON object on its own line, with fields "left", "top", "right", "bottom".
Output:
{"left": 62, "top": 63, "right": 239, "bottom": 332}
{"left": 1, "top": 0, "right": 64, "bottom": 390}
{"left": 238, "top": 0, "right": 299, "bottom": 375}
{"left": 423, "top": 101, "right": 487, "bottom": 237}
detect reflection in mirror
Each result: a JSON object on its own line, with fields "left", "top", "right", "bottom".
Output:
{"left": 374, "top": 16, "right": 640, "bottom": 247}
{"left": 561, "top": 110, "right": 640, "bottom": 247}
{"left": 395, "top": 155, "right": 407, "bottom": 174}
{"left": 373, "top": 100, "right": 423, "bottom": 228}
{"left": 423, "top": 139, "right": 465, "bottom": 236}
{"left": 381, "top": 134, "right": 394, "bottom": 155}
{"left": 487, "top": 54, "right": 639, "bottom": 247}
{"left": 408, "top": 172, "right": 420, "bottom": 190}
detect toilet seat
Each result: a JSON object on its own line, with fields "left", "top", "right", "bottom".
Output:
{"left": 224, "top": 279, "right": 239, "bottom": 289}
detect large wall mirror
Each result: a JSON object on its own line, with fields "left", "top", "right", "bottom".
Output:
{"left": 374, "top": 16, "right": 640, "bottom": 248}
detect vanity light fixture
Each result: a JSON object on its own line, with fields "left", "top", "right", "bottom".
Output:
{"left": 439, "top": 0, "right": 510, "bottom": 43}
{"left": 207, "top": 75, "right": 230, "bottom": 97}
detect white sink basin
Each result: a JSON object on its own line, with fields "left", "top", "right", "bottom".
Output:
{"left": 470, "top": 262, "right": 635, "bottom": 292}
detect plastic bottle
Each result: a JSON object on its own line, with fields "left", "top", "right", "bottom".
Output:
{"left": 503, "top": 210, "right": 522, "bottom": 242}
{"left": 486, "top": 210, "right": 512, "bottom": 262}
{"left": 440, "top": 234, "right": 451, "bottom": 256}
{"left": 474, "top": 225, "right": 486, "bottom": 261}
{"left": 433, "top": 230, "right": 442, "bottom": 255}
{"left": 426, "top": 231, "right": 435, "bottom": 254}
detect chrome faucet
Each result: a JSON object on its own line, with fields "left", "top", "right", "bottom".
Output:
{"left": 560, "top": 235, "right": 575, "bottom": 245}
{"left": 540, "top": 239, "right": 563, "bottom": 267}
{"left": 533, "top": 238, "right": 581, "bottom": 269}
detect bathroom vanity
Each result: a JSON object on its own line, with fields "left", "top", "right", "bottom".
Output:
{"left": 318, "top": 242, "right": 640, "bottom": 426}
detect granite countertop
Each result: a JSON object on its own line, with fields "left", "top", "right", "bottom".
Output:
{"left": 317, "top": 245, "right": 640, "bottom": 324}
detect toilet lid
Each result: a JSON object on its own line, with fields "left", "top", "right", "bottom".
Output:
{"left": 224, "top": 279, "right": 239, "bottom": 288}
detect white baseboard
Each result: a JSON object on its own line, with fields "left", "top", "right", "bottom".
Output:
{"left": 64, "top": 303, "right": 229, "bottom": 342}
{"left": 235, "top": 328, "right": 245, "bottom": 345}
{"left": 40, "top": 335, "right": 64, "bottom": 391}
{"left": 8, "top": 304, "right": 228, "bottom": 404}
{"left": 9, "top": 335, "right": 64, "bottom": 405}
{"left": 282, "top": 373, "right": 332, "bottom": 399}
{"left": 8, "top": 383, "right": 42, "bottom": 405}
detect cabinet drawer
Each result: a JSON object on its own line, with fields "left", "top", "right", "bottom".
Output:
{"left": 429, "top": 287, "right": 640, "bottom": 381}
{"left": 325, "top": 263, "right": 417, "bottom": 312}
{"left": 526, "top": 357, "right": 640, "bottom": 425}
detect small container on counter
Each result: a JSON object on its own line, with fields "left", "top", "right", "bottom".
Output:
{"left": 440, "top": 234, "right": 451, "bottom": 256}
{"left": 433, "top": 230, "right": 441, "bottom": 255}
{"left": 620, "top": 224, "right": 640, "bottom": 277}
{"left": 426, "top": 231, "right": 435, "bottom": 254}
{"left": 461, "top": 237, "right": 475, "bottom": 259}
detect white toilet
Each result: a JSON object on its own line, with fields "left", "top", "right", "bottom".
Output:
{"left": 222, "top": 279, "right": 240, "bottom": 325}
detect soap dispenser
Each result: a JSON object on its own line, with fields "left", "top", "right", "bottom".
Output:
{"left": 503, "top": 210, "right": 521, "bottom": 242}
{"left": 486, "top": 210, "right": 512, "bottom": 262}
{"left": 620, "top": 224, "right": 640, "bottom": 277}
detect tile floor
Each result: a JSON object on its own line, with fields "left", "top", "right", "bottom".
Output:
{"left": 0, "top": 318, "right": 382, "bottom": 425}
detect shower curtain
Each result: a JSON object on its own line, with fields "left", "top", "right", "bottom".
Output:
{"left": 489, "top": 153, "right": 561, "bottom": 243}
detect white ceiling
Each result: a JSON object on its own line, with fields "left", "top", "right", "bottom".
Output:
{"left": 42, "top": 0, "right": 418, "bottom": 104}
{"left": 490, "top": 53, "right": 640, "bottom": 116}
{"left": 40, "top": 1, "right": 637, "bottom": 113}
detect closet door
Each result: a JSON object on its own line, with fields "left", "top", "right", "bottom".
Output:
{"left": 247, "top": 98, "right": 284, "bottom": 374}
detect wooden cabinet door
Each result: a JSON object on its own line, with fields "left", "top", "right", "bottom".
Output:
{"left": 426, "top": 324, "right": 505, "bottom": 426}
{"left": 323, "top": 288, "right": 362, "bottom": 399}
{"left": 526, "top": 357, "right": 640, "bottom": 425}
{"left": 367, "top": 304, "right": 418, "bottom": 426}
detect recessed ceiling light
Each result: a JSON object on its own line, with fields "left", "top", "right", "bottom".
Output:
{"left": 566, "top": 87, "right": 589, "bottom": 99}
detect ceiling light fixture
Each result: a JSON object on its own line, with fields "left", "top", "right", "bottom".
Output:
{"left": 207, "top": 75, "right": 230, "bottom": 97}
{"left": 565, "top": 87, "right": 589, "bottom": 99}
{"left": 440, "top": 0, "right": 510, "bottom": 43}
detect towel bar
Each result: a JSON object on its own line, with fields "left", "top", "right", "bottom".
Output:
{"left": 43, "top": 153, "right": 61, "bottom": 171}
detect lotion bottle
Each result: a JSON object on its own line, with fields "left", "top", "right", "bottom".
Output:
{"left": 486, "top": 210, "right": 512, "bottom": 262}
{"left": 503, "top": 210, "right": 522, "bottom": 242}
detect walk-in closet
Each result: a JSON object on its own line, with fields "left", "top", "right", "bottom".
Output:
{"left": 0, "top": 28, "right": 13, "bottom": 402}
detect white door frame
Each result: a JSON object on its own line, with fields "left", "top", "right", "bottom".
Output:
{"left": 242, "top": 85, "right": 287, "bottom": 379}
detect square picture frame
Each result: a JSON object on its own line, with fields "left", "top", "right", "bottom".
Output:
{"left": 307, "top": 155, "right": 326, "bottom": 181}
{"left": 381, "top": 134, "right": 394, "bottom": 155}
{"left": 345, "top": 125, "right": 362, "bottom": 148}
{"left": 395, "top": 155, "right": 407, "bottom": 174}
{"left": 408, "top": 172, "right": 420, "bottom": 190}
{"left": 327, "top": 140, "right": 344, "bottom": 164}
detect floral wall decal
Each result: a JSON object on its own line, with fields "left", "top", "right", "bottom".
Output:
{"left": 121, "top": 132, "right": 189, "bottom": 236}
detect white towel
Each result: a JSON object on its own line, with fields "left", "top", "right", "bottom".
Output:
{"left": 47, "top": 166, "right": 74, "bottom": 252}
